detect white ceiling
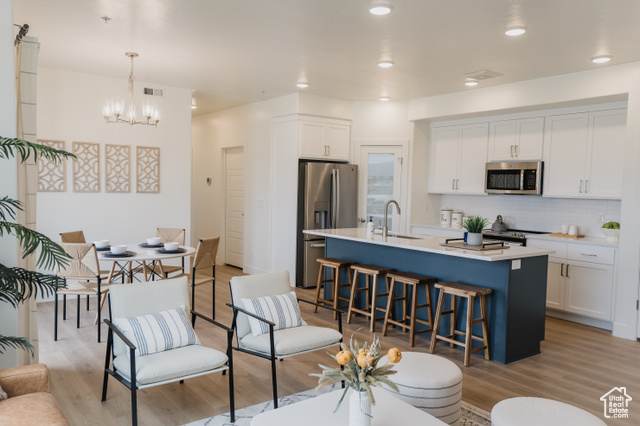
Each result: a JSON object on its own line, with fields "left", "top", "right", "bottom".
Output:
{"left": 12, "top": 0, "right": 640, "bottom": 117}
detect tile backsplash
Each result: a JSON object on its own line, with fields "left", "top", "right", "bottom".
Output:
{"left": 440, "top": 194, "right": 621, "bottom": 237}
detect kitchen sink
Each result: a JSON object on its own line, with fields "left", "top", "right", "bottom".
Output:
{"left": 387, "top": 233, "right": 429, "bottom": 240}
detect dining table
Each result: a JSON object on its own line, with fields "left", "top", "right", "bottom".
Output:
{"left": 98, "top": 243, "right": 196, "bottom": 283}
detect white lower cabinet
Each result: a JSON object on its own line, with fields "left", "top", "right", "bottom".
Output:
{"left": 528, "top": 239, "right": 616, "bottom": 323}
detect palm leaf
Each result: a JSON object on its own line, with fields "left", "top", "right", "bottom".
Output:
{"left": 0, "top": 265, "right": 67, "bottom": 307}
{"left": 0, "top": 136, "right": 76, "bottom": 163}
{"left": 0, "top": 222, "right": 71, "bottom": 269}
{"left": 0, "top": 335, "right": 34, "bottom": 356}
{"left": 0, "top": 196, "right": 21, "bottom": 222}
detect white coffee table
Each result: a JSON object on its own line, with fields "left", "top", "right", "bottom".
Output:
{"left": 251, "top": 387, "right": 447, "bottom": 425}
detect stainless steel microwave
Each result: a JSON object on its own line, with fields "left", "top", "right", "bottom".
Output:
{"left": 485, "top": 161, "right": 543, "bottom": 195}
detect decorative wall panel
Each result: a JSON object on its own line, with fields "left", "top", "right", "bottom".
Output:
{"left": 136, "top": 146, "right": 160, "bottom": 193}
{"left": 37, "top": 139, "right": 66, "bottom": 192}
{"left": 105, "top": 144, "right": 130, "bottom": 193}
{"left": 72, "top": 141, "right": 100, "bottom": 192}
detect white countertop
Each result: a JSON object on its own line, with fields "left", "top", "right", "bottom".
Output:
{"left": 304, "top": 228, "right": 553, "bottom": 262}
{"left": 525, "top": 233, "right": 619, "bottom": 248}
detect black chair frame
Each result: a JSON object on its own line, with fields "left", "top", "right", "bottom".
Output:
{"left": 54, "top": 275, "right": 104, "bottom": 343}
{"left": 227, "top": 297, "right": 343, "bottom": 409}
{"left": 101, "top": 301, "right": 235, "bottom": 426}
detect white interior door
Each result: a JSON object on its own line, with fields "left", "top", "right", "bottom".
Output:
{"left": 358, "top": 145, "right": 404, "bottom": 231}
{"left": 225, "top": 147, "right": 244, "bottom": 268}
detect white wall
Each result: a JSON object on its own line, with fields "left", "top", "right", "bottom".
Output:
{"left": 408, "top": 62, "right": 640, "bottom": 340}
{"left": 0, "top": 0, "right": 19, "bottom": 369}
{"left": 36, "top": 68, "right": 192, "bottom": 253}
{"left": 191, "top": 94, "right": 299, "bottom": 273}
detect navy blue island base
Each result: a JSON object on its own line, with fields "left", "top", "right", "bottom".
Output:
{"left": 324, "top": 236, "right": 549, "bottom": 364}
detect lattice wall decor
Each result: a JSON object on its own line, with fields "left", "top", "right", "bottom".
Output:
{"left": 136, "top": 146, "right": 160, "bottom": 193}
{"left": 37, "top": 139, "right": 66, "bottom": 192}
{"left": 105, "top": 144, "right": 131, "bottom": 193}
{"left": 72, "top": 141, "right": 100, "bottom": 192}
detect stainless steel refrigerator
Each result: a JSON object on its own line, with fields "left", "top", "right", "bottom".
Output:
{"left": 296, "top": 161, "right": 358, "bottom": 287}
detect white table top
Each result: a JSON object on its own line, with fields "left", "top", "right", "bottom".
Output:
{"left": 251, "top": 387, "right": 446, "bottom": 426}
{"left": 97, "top": 243, "right": 195, "bottom": 262}
{"left": 305, "top": 228, "right": 553, "bottom": 261}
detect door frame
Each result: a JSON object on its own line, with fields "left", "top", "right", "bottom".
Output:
{"left": 222, "top": 146, "right": 245, "bottom": 269}
{"left": 354, "top": 140, "right": 410, "bottom": 232}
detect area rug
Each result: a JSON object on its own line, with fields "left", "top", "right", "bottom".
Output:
{"left": 184, "top": 385, "right": 491, "bottom": 426}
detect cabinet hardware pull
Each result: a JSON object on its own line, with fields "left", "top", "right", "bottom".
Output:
{"left": 566, "top": 264, "right": 570, "bottom": 278}
{"left": 327, "top": 145, "right": 331, "bottom": 156}
{"left": 579, "top": 179, "right": 583, "bottom": 193}
{"left": 452, "top": 179, "right": 455, "bottom": 190}
{"left": 456, "top": 179, "right": 459, "bottom": 190}
{"left": 580, "top": 253, "right": 597, "bottom": 257}
{"left": 515, "top": 145, "right": 519, "bottom": 157}
{"left": 510, "top": 145, "right": 514, "bottom": 157}
{"left": 309, "top": 243, "right": 326, "bottom": 248}
{"left": 585, "top": 179, "right": 589, "bottom": 193}
{"left": 560, "top": 263, "right": 564, "bottom": 276}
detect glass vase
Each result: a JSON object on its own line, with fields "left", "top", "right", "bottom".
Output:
{"left": 349, "top": 390, "right": 372, "bottom": 426}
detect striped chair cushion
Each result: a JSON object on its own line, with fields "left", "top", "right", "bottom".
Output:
{"left": 241, "top": 291, "right": 303, "bottom": 336}
{"left": 112, "top": 306, "right": 200, "bottom": 357}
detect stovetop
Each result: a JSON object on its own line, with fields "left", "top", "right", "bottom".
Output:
{"left": 483, "top": 229, "right": 548, "bottom": 240}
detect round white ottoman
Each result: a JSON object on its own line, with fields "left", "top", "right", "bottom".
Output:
{"left": 385, "top": 352, "right": 462, "bottom": 425}
{"left": 491, "top": 397, "right": 607, "bottom": 426}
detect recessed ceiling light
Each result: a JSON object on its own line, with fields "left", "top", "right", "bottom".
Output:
{"left": 369, "top": 3, "right": 393, "bottom": 15}
{"left": 377, "top": 60, "right": 395, "bottom": 68}
{"left": 505, "top": 26, "right": 527, "bottom": 36}
{"left": 592, "top": 55, "right": 612, "bottom": 64}
{"left": 378, "top": 96, "right": 390, "bottom": 102}
{"left": 296, "top": 82, "right": 309, "bottom": 88}
{"left": 464, "top": 79, "right": 479, "bottom": 87}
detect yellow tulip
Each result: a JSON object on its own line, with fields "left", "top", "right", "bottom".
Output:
{"left": 387, "top": 347, "right": 402, "bottom": 363}
{"left": 336, "top": 350, "right": 351, "bottom": 365}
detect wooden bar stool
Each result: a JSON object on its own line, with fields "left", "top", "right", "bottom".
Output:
{"left": 347, "top": 264, "right": 394, "bottom": 332}
{"left": 429, "top": 281, "right": 492, "bottom": 367}
{"left": 382, "top": 271, "right": 437, "bottom": 346}
{"left": 314, "top": 257, "right": 354, "bottom": 319}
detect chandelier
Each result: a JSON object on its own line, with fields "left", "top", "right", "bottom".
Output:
{"left": 102, "top": 52, "right": 160, "bottom": 126}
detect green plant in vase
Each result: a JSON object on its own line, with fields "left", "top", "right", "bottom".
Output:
{"left": 0, "top": 136, "right": 75, "bottom": 355}
{"left": 463, "top": 216, "right": 488, "bottom": 246}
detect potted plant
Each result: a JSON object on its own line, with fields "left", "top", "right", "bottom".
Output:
{"left": 463, "top": 216, "right": 488, "bottom": 246}
{"left": 0, "top": 136, "right": 74, "bottom": 356}
{"left": 312, "top": 334, "right": 401, "bottom": 425}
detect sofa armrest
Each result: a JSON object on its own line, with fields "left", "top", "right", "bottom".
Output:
{"left": 0, "top": 364, "right": 50, "bottom": 397}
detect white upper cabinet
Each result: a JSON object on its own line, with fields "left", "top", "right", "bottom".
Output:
{"left": 429, "top": 122, "right": 488, "bottom": 194}
{"left": 299, "top": 118, "right": 350, "bottom": 161}
{"left": 488, "top": 117, "right": 544, "bottom": 161}
{"left": 544, "top": 109, "right": 626, "bottom": 198}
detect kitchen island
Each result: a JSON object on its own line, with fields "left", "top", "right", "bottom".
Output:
{"left": 304, "top": 228, "right": 554, "bottom": 364}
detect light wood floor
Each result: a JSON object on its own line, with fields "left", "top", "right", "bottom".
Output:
{"left": 37, "top": 264, "right": 639, "bottom": 425}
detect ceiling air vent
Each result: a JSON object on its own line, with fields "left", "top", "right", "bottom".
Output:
{"left": 461, "top": 70, "right": 504, "bottom": 81}
{"left": 143, "top": 87, "right": 164, "bottom": 97}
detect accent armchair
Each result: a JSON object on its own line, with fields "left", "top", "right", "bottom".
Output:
{"left": 101, "top": 276, "right": 234, "bottom": 426}
{"left": 228, "top": 270, "right": 342, "bottom": 408}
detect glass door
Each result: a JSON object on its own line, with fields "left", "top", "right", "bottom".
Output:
{"left": 358, "top": 145, "right": 403, "bottom": 231}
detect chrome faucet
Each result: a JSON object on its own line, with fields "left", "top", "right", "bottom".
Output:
{"left": 383, "top": 199, "right": 401, "bottom": 238}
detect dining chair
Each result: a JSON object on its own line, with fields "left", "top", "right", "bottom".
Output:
{"left": 228, "top": 270, "right": 343, "bottom": 409}
{"left": 102, "top": 276, "right": 234, "bottom": 426}
{"left": 174, "top": 237, "right": 219, "bottom": 325}
{"left": 59, "top": 230, "right": 86, "bottom": 243}
{"left": 54, "top": 243, "right": 117, "bottom": 342}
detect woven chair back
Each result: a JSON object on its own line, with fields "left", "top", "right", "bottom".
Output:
{"left": 156, "top": 228, "right": 185, "bottom": 244}
{"left": 60, "top": 230, "right": 86, "bottom": 243}
{"left": 193, "top": 237, "right": 220, "bottom": 271}
{"left": 56, "top": 243, "right": 100, "bottom": 278}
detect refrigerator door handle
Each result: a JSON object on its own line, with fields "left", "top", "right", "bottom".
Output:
{"left": 330, "top": 169, "right": 337, "bottom": 228}
{"left": 335, "top": 168, "right": 340, "bottom": 227}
